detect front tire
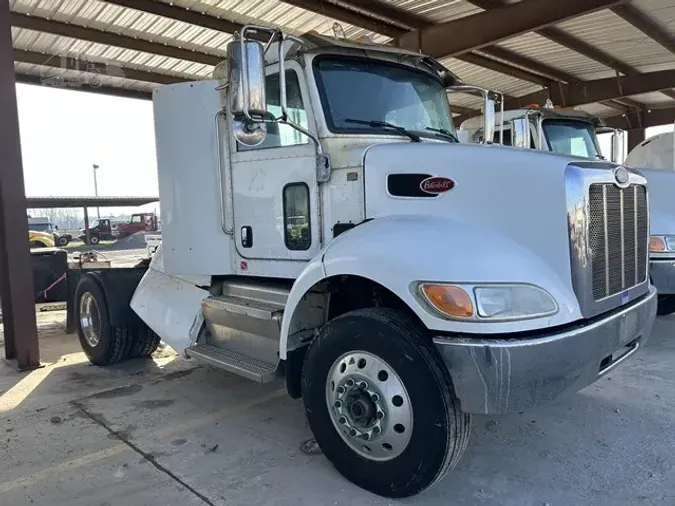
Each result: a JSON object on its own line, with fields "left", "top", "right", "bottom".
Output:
{"left": 89, "top": 235, "right": 100, "bottom": 245}
{"left": 75, "top": 275, "right": 131, "bottom": 366}
{"left": 302, "top": 308, "right": 470, "bottom": 498}
{"left": 56, "top": 236, "right": 69, "bottom": 247}
{"left": 657, "top": 294, "right": 675, "bottom": 316}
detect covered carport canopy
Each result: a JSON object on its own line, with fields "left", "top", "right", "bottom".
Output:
{"left": 26, "top": 196, "right": 159, "bottom": 208}
{"left": 2, "top": 0, "right": 675, "bottom": 369}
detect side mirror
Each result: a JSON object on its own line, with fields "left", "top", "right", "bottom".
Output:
{"left": 483, "top": 99, "right": 496, "bottom": 145}
{"left": 511, "top": 118, "right": 529, "bottom": 148}
{"left": 228, "top": 39, "right": 268, "bottom": 146}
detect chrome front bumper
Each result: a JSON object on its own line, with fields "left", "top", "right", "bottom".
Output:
{"left": 434, "top": 286, "right": 657, "bottom": 415}
{"left": 650, "top": 259, "right": 675, "bottom": 294}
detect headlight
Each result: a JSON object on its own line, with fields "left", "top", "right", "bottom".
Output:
{"left": 474, "top": 285, "right": 558, "bottom": 320}
{"left": 650, "top": 235, "right": 675, "bottom": 252}
{"left": 418, "top": 283, "right": 557, "bottom": 321}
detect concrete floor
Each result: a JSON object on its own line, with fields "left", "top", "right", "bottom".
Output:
{"left": 1, "top": 312, "right": 674, "bottom": 506}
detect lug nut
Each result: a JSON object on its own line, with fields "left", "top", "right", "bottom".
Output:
{"left": 371, "top": 394, "right": 379, "bottom": 402}
{"left": 377, "top": 411, "right": 384, "bottom": 420}
{"left": 373, "top": 426, "right": 381, "bottom": 435}
{"left": 362, "top": 433, "right": 370, "bottom": 441}
{"left": 359, "top": 381, "right": 367, "bottom": 389}
{"left": 336, "top": 386, "right": 345, "bottom": 394}
{"left": 346, "top": 379, "right": 355, "bottom": 387}
{"left": 334, "top": 400, "right": 342, "bottom": 408}
{"left": 339, "top": 416, "right": 347, "bottom": 424}
{"left": 350, "top": 429, "right": 358, "bottom": 437}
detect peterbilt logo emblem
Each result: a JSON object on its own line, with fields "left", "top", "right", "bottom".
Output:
{"left": 613, "top": 167, "right": 630, "bottom": 188}
{"left": 420, "top": 176, "right": 455, "bottom": 194}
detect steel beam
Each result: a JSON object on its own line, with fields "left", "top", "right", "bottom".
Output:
{"left": 0, "top": 2, "right": 40, "bottom": 370}
{"left": 505, "top": 69, "right": 675, "bottom": 109}
{"left": 103, "top": 0, "right": 246, "bottom": 35}
{"left": 398, "top": 0, "right": 623, "bottom": 58}
{"left": 627, "top": 128, "right": 646, "bottom": 152}
{"left": 280, "top": 0, "right": 406, "bottom": 38}
{"left": 14, "top": 49, "right": 185, "bottom": 85}
{"left": 11, "top": 12, "right": 223, "bottom": 66}
{"left": 603, "top": 107, "right": 675, "bottom": 130}
{"left": 456, "top": 52, "right": 553, "bottom": 87}
{"left": 467, "top": 0, "right": 675, "bottom": 102}
{"left": 478, "top": 46, "right": 578, "bottom": 83}
{"left": 611, "top": 4, "right": 675, "bottom": 55}
{"left": 537, "top": 26, "right": 638, "bottom": 77}
{"left": 15, "top": 73, "right": 152, "bottom": 101}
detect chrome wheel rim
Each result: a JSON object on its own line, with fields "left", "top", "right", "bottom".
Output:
{"left": 79, "top": 292, "right": 101, "bottom": 347}
{"left": 326, "top": 351, "right": 413, "bottom": 461}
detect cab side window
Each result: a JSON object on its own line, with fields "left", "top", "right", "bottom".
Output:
{"left": 283, "top": 183, "right": 311, "bottom": 250}
{"left": 237, "top": 71, "right": 308, "bottom": 151}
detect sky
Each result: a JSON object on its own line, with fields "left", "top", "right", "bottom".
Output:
{"left": 16, "top": 83, "right": 159, "bottom": 203}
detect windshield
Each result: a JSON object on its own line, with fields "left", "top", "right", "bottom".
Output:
{"left": 314, "top": 56, "right": 455, "bottom": 140}
{"left": 542, "top": 120, "right": 601, "bottom": 159}
{"left": 28, "top": 223, "right": 52, "bottom": 233}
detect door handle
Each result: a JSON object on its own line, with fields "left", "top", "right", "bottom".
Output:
{"left": 241, "top": 226, "right": 253, "bottom": 248}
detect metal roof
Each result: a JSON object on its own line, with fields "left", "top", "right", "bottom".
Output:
{"left": 8, "top": 0, "right": 675, "bottom": 126}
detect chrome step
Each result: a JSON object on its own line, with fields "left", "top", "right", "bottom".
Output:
{"left": 186, "top": 344, "right": 278, "bottom": 383}
{"left": 202, "top": 294, "right": 284, "bottom": 321}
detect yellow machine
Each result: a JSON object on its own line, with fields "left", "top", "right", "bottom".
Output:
{"left": 29, "top": 230, "right": 55, "bottom": 248}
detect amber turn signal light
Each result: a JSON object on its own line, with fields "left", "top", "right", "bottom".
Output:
{"left": 420, "top": 284, "right": 474, "bottom": 318}
{"left": 650, "top": 236, "right": 666, "bottom": 252}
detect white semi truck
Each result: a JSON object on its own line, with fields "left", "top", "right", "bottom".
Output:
{"left": 68, "top": 27, "right": 657, "bottom": 497}
{"left": 461, "top": 105, "right": 675, "bottom": 316}
{"left": 626, "top": 131, "right": 675, "bottom": 315}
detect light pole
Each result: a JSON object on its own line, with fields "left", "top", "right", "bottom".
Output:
{"left": 92, "top": 163, "right": 100, "bottom": 218}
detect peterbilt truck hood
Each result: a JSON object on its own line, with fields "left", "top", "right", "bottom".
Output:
{"left": 362, "top": 142, "right": 602, "bottom": 287}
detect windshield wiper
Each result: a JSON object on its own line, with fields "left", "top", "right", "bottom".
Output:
{"left": 425, "top": 126, "right": 458, "bottom": 143}
{"left": 345, "top": 119, "right": 422, "bottom": 142}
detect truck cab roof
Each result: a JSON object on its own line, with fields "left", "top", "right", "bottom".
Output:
{"left": 459, "top": 107, "right": 605, "bottom": 132}
{"left": 213, "top": 31, "right": 461, "bottom": 87}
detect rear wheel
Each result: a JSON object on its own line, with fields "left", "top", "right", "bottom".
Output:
{"left": 302, "top": 308, "right": 470, "bottom": 498}
{"left": 75, "top": 275, "right": 131, "bottom": 366}
{"left": 657, "top": 294, "right": 675, "bottom": 316}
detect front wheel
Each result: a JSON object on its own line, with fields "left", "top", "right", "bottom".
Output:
{"left": 657, "top": 294, "right": 675, "bottom": 316}
{"left": 302, "top": 308, "right": 470, "bottom": 498}
{"left": 56, "top": 236, "right": 69, "bottom": 247}
{"left": 89, "top": 235, "right": 100, "bottom": 245}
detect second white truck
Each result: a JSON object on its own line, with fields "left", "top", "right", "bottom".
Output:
{"left": 461, "top": 104, "right": 675, "bottom": 316}
{"left": 67, "top": 27, "right": 657, "bottom": 497}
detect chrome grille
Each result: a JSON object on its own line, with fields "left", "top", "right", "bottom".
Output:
{"left": 588, "top": 183, "right": 647, "bottom": 300}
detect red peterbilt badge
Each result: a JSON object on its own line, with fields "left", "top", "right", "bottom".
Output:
{"left": 420, "top": 176, "right": 455, "bottom": 194}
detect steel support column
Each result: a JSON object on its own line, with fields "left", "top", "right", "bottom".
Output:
{"left": 0, "top": 2, "right": 40, "bottom": 369}
{"left": 627, "top": 128, "right": 646, "bottom": 153}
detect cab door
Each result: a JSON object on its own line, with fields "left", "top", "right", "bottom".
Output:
{"left": 229, "top": 61, "right": 322, "bottom": 269}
